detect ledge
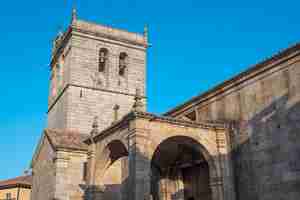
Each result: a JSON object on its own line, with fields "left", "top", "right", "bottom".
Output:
{"left": 85, "top": 111, "right": 228, "bottom": 144}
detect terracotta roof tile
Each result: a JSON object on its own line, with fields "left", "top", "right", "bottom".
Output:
{"left": 45, "top": 129, "right": 89, "bottom": 151}
{"left": 0, "top": 175, "right": 32, "bottom": 189}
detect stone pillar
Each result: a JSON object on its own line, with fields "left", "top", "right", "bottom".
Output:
{"left": 159, "top": 175, "right": 184, "bottom": 200}
{"left": 215, "top": 129, "right": 236, "bottom": 200}
{"left": 86, "top": 117, "right": 100, "bottom": 200}
{"left": 121, "top": 157, "right": 129, "bottom": 200}
{"left": 54, "top": 151, "right": 70, "bottom": 200}
{"left": 85, "top": 185, "right": 104, "bottom": 200}
{"left": 128, "top": 119, "right": 151, "bottom": 200}
{"left": 174, "top": 170, "right": 184, "bottom": 200}
{"left": 87, "top": 143, "right": 96, "bottom": 186}
{"left": 210, "top": 176, "right": 224, "bottom": 200}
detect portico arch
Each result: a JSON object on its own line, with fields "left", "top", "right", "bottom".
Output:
{"left": 149, "top": 135, "right": 222, "bottom": 200}
{"left": 94, "top": 140, "right": 129, "bottom": 200}
{"left": 88, "top": 113, "right": 234, "bottom": 200}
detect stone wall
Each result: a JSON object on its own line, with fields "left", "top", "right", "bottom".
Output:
{"left": 32, "top": 137, "right": 87, "bottom": 200}
{"left": 47, "top": 88, "right": 69, "bottom": 130}
{"left": 168, "top": 50, "right": 300, "bottom": 199}
{"left": 54, "top": 150, "right": 87, "bottom": 200}
{"left": 31, "top": 138, "right": 56, "bottom": 200}
{"left": 47, "top": 22, "right": 147, "bottom": 134}
{"left": 89, "top": 113, "right": 234, "bottom": 200}
{"left": 66, "top": 86, "right": 145, "bottom": 133}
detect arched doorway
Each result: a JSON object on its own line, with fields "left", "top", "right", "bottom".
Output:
{"left": 151, "top": 136, "right": 212, "bottom": 200}
{"left": 96, "top": 140, "right": 129, "bottom": 200}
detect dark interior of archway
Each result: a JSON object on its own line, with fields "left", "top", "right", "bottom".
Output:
{"left": 151, "top": 137, "right": 212, "bottom": 200}
{"left": 107, "top": 140, "right": 129, "bottom": 164}
{"left": 102, "top": 140, "right": 129, "bottom": 200}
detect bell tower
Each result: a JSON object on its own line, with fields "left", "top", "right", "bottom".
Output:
{"left": 47, "top": 9, "right": 148, "bottom": 133}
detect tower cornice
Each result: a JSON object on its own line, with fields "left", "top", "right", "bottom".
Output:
{"left": 50, "top": 20, "right": 148, "bottom": 68}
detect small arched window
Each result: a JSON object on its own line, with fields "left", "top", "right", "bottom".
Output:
{"left": 119, "top": 52, "right": 128, "bottom": 76}
{"left": 99, "top": 48, "right": 108, "bottom": 72}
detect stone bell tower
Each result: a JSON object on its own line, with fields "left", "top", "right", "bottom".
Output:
{"left": 47, "top": 9, "right": 148, "bottom": 133}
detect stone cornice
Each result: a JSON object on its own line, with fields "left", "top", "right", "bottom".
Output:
{"left": 165, "top": 42, "right": 300, "bottom": 117}
{"left": 73, "top": 20, "right": 147, "bottom": 48}
{"left": 85, "top": 111, "right": 227, "bottom": 144}
{"left": 50, "top": 19, "right": 148, "bottom": 68}
{"left": 133, "top": 111, "right": 227, "bottom": 129}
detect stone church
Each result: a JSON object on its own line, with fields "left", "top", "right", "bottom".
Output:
{"left": 30, "top": 9, "right": 300, "bottom": 200}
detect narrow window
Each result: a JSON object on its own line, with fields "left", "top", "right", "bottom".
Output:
{"left": 99, "top": 48, "right": 108, "bottom": 72}
{"left": 83, "top": 162, "right": 88, "bottom": 181}
{"left": 119, "top": 52, "right": 128, "bottom": 76}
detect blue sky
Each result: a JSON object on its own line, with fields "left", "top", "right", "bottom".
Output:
{"left": 0, "top": 0, "right": 300, "bottom": 180}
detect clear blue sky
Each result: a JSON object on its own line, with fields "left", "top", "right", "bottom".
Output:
{"left": 0, "top": 0, "right": 299, "bottom": 180}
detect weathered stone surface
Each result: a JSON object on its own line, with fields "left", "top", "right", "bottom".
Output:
{"left": 166, "top": 45, "right": 300, "bottom": 200}
{"left": 47, "top": 18, "right": 147, "bottom": 134}
{"left": 32, "top": 10, "right": 300, "bottom": 200}
{"left": 86, "top": 111, "right": 235, "bottom": 200}
{"left": 31, "top": 137, "right": 56, "bottom": 200}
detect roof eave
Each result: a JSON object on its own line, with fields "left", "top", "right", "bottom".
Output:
{"left": 165, "top": 42, "right": 300, "bottom": 117}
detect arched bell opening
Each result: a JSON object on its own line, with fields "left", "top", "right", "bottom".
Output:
{"left": 97, "top": 140, "right": 129, "bottom": 200}
{"left": 151, "top": 136, "right": 213, "bottom": 200}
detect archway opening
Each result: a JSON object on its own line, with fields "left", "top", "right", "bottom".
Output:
{"left": 100, "top": 140, "right": 129, "bottom": 200}
{"left": 151, "top": 136, "right": 212, "bottom": 200}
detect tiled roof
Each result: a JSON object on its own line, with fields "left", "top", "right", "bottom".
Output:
{"left": 45, "top": 128, "right": 89, "bottom": 151}
{"left": 0, "top": 175, "right": 32, "bottom": 189}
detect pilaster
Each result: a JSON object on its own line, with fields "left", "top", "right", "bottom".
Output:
{"left": 54, "top": 151, "right": 70, "bottom": 200}
{"left": 128, "top": 118, "right": 151, "bottom": 200}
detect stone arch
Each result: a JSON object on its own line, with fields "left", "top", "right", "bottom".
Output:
{"left": 148, "top": 131, "right": 223, "bottom": 200}
{"left": 98, "top": 48, "right": 109, "bottom": 73}
{"left": 149, "top": 131, "right": 219, "bottom": 173}
{"left": 95, "top": 139, "right": 128, "bottom": 182}
{"left": 94, "top": 139, "right": 129, "bottom": 200}
{"left": 118, "top": 52, "right": 128, "bottom": 76}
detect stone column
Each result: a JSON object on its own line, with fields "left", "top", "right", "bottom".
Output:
{"left": 85, "top": 185, "right": 104, "bottom": 200}
{"left": 215, "top": 129, "right": 236, "bottom": 200}
{"left": 87, "top": 143, "right": 96, "bottom": 186}
{"left": 85, "top": 144, "right": 104, "bottom": 200}
{"left": 128, "top": 119, "right": 151, "bottom": 200}
{"left": 121, "top": 157, "right": 129, "bottom": 200}
{"left": 210, "top": 176, "right": 224, "bottom": 200}
{"left": 54, "top": 151, "right": 70, "bottom": 200}
{"left": 174, "top": 170, "right": 184, "bottom": 200}
{"left": 86, "top": 116, "right": 102, "bottom": 200}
